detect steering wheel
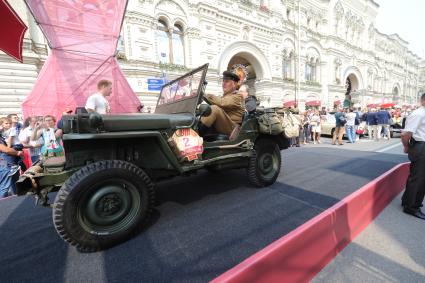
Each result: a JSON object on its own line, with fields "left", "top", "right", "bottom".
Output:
{"left": 199, "top": 81, "right": 210, "bottom": 105}
{"left": 202, "top": 95, "right": 211, "bottom": 105}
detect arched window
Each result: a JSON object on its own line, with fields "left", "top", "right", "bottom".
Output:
{"left": 305, "top": 57, "right": 319, "bottom": 82}
{"left": 314, "top": 58, "right": 320, "bottom": 82}
{"left": 311, "top": 59, "right": 316, "bottom": 82}
{"left": 305, "top": 63, "right": 310, "bottom": 82}
{"left": 156, "top": 19, "right": 185, "bottom": 65}
{"left": 305, "top": 58, "right": 312, "bottom": 82}
{"left": 282, "top": 51, "right": 291, "bottom": 79}
{"left": 157, "top": 19, "right": 170, "bottom": 63}
{"left": 172, "top": 23, "right": 185, "bottom": 65}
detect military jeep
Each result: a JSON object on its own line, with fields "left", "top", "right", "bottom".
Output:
{"left": 16, "top": 64, "right": 289, "bottom": 252}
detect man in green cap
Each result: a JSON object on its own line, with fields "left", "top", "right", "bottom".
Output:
{"left": 200, "top": 71, "right": 245, "bottom": 137}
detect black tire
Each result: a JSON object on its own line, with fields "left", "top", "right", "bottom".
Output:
{"left": 53, "top": 160, "right": 155, "bottom": 252}
{"left": 247, "top": 139, "right": 281, "bottom": 187}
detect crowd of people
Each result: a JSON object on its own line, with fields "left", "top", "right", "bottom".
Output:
{"left": 0, "top": 79, "right": 127, "bottom": 199}
{"left": 0, "top": 114, "right": 64, "bottom": 198}
{"left": 285, "top": 104, "right": 419, "bottom": 147}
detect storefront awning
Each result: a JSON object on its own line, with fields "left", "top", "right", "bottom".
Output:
{"left": 283, "top": 100, "right": 296, "bottom": 107}
{"left": 282, "top": 94, "right": 296, "bottom": 107}
{"left": 305, "top": 100, "right": 321, "bottom": 106}
{"left": 367, "top": 103, "right": 379, "bottom": 108}
{"left": 380, "top": 103, "right": 395, "bottom": 108}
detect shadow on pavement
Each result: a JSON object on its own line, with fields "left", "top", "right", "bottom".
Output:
{"left": 0, "top": 196, "right": 69, "bottom": 283}
{"left": 102, "top": 179, "right": 330, "bottom": 282}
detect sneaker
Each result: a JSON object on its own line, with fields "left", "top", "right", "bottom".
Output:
{"left": 313, "top": 141, "right": 316, "bottom": 144}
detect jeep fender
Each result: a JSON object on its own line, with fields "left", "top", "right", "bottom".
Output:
{"left": 256, "top": 134, "right": 290, "bottom": 150}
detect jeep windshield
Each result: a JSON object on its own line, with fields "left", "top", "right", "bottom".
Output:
{"left": 155, "top": 64, "right": 208, "bottom": 115}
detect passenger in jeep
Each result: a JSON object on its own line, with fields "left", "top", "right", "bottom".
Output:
{"left": 199, "top": 71, "right": 245, "bottom": 137}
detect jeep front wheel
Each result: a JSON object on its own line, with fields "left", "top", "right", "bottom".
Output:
{"left": 247, "top": 139, "right": 281, "bottom": 187}
{"left": 53, "top": 160, "right": 155, "bottom": 252}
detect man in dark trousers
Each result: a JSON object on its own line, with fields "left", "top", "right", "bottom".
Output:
{"left": 401, "top": 93, "right": 425, "bottom": 220}
{"left": 376, "top": 107, "right": 391, "bottom": 140}
{"left": 366, "top": 108, "right": 378, "bottom": 140}
{"left": 332, "top": 107, "right": 346, "bottom": 145}
{"left": 0, "top": 135, "right": 23, "bottom": 198}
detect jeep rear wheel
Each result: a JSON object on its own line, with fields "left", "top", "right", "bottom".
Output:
{"left": 247, "top": 139, "right": 281, "bottom": 187}
{"left": 53, "top": 160, "right": 154, "bottom": 252}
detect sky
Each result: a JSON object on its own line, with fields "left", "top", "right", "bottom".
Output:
{"left": 375, "top": 0, "right": 425, "bottom": 58}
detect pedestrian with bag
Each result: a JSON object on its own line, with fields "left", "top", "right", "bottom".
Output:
{"left": 310, "top": 110, "right": 322, "bottom": 144}
{"left": 345, "top": 108, "right": 357, "bottom": 143}
{"left": 0, "top": 135, "right": 23, "bottom": 198}
{"left": 301, "top": 112, "right": 311, "bottom": 145}
{"left": 332, "top": 107, "right": 346, "bottom": 145}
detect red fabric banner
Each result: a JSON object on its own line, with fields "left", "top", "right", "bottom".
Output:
{"left": 0, "top": 0, "right": 27, "bottom": 62}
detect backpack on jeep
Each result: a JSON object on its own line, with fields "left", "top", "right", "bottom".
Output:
{"left": 258, "top": 112, "right": 284, "bottom": 135}
{"left": 281, "top": 113, "right": 300, "bottom": 138}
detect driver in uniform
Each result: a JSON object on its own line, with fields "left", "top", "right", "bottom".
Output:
{"left": 200, "top": 71, "right": 245, "bottom": 137}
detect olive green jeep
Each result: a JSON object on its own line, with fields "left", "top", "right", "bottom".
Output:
{"left": 16, "top": 64, "right": 289, "bottom": 252}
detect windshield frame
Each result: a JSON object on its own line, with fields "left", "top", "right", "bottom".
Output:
{"left": 155, "top": 63, "right": 209, "bottom": 115}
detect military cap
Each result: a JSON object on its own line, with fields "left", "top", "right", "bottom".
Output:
{"left": 222, "top": 70, "right": 240, "bottom": 82}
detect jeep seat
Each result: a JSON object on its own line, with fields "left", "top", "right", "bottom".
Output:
{"left": 203, "top": 134, "right": 229, "bottom": 142}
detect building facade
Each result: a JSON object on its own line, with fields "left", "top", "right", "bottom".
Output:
{"left": 1, "top": 0, "right": 425, "bottom": 115}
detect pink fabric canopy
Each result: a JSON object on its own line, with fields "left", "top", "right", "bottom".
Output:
{"left": 22, "top": 0, "right": 140, "bottom": 119}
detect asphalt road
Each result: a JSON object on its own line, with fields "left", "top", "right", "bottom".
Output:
{"left": 0, "top": 137, "right": 408, "bottom": 282}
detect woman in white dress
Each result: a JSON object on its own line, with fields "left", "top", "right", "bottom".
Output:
{"left": 310, "top": 110, "right": 322, "bottom": 144}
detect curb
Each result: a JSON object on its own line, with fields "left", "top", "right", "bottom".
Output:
{"left": 211, "top": 162, "right": 410, "bottom": 283}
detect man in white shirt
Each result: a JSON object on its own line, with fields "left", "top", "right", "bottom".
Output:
{"left": 19, "top": 116, "right": 42, "bottom": 164}
{"left": 345, "top": 108, "right": 357, "bottom": 143}
{"left": 6, "top": 114, "right": 22, "bottom": 147}
{"left": 401, "top": 93, "right": 425, "bottom": 220}
{"left": 85, "top": 79, "right": 112, "bottom": 114}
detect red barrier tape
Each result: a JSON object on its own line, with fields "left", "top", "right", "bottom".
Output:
{"left": 212, "top": 162, "right": 410, "bottom": 283}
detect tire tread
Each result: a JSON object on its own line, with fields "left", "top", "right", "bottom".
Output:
{"left": 53, "top": 160, "right": 155, "bottom": 252}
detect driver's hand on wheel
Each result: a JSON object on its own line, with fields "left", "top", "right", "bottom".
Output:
{"left": 203, "top": 93, "right": 212, "bottom": 104}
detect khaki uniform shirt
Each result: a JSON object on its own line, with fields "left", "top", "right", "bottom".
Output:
{"left": 204, "top": 91, "right": 245, "bottom": 124}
